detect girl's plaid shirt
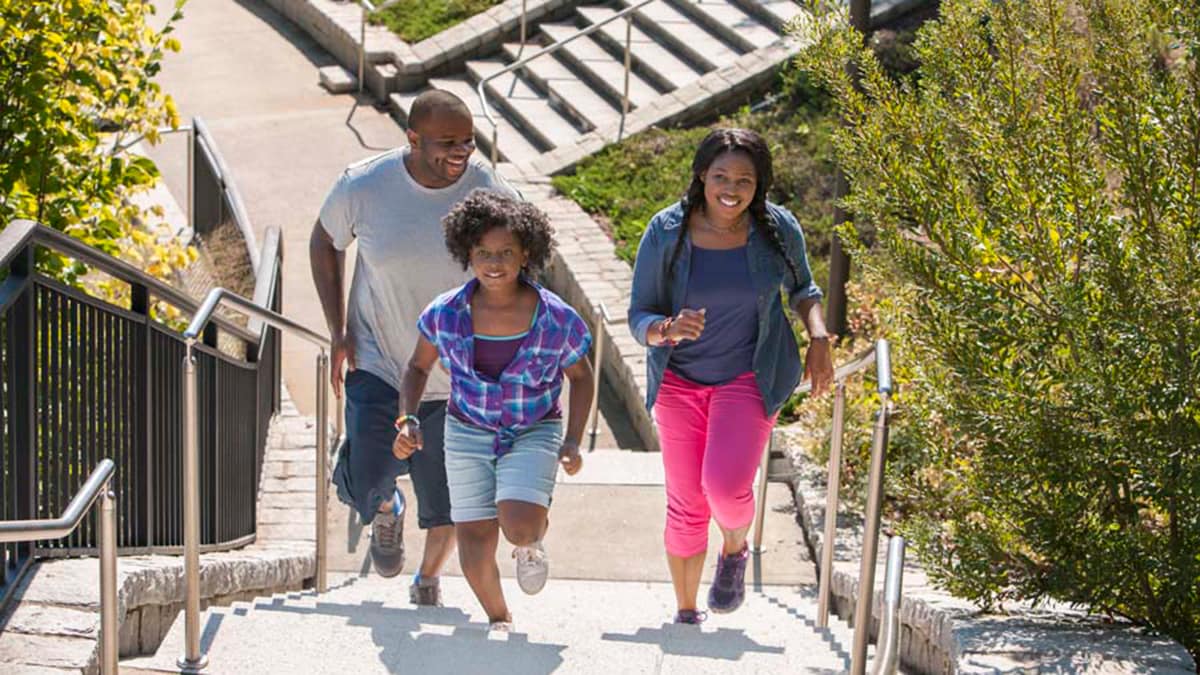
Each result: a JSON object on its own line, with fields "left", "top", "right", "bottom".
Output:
{"left": 417, "top": 278, "right": 592, "bottom": 455}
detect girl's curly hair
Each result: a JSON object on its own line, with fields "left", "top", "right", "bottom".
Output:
{"left": 442, "top": 189, "right": 556, "bottom": 275}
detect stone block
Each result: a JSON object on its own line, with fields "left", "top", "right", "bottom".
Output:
{"left": 138, "top": 603, "right": 161, "bottom": 654}
{"left": 119, "top": 608, "right": 140, "bottom": 657}
{"left": 1, "top": 603, "right": 98, "bottom": 638}
{"left": 0, "top": 631, "right": 97, "bottom": 671}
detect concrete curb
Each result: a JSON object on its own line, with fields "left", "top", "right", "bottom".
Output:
{"left": 781, "top": 431, "right": 1197, "bottom": 674}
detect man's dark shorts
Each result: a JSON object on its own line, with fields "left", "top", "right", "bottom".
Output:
{"left": 332, "top": 369, "right": 452, "bottom": 529}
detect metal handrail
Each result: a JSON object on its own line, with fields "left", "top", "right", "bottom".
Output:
{"left": 873, "top": 535, "right": 906, "bottom": 675}
{"left": 178, "top": 287, "right": 340, "bottom": 672}
{"left": 477, "top": 0, "right": 658, "bottom": 165}
{"left": 0, "top": 459, "right": 118, "bottom": 674}
{"left": 0, "top": 220, "right": 257, "bottom": 344}
{"left": 587, "top": 301, "right": 614, "bottom": 451}
{"left": 751, "top": 343, "right": 879, "bottom": 553}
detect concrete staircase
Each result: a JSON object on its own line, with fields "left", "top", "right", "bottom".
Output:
{"left": 390, "top": 0, "right": 804, "bottom": 166}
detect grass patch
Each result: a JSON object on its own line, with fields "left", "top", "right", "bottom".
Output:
{"left": 551, "top": 89, "right": 840, "bottom": 289}
{"left": 370, "top": 0, "right": 503, "bottom": 44}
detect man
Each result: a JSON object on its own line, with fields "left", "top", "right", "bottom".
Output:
{"left": 310, "top": 90, "right": 519, "bottom": 605}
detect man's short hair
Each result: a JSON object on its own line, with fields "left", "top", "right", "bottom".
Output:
{"left": 408, "top": 90, "right": 472, "bottom": 132}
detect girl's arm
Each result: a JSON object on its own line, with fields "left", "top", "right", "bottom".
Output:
{"left": 393, "top": 335, "right": 440, "bottom": 459}
{"left": 558, "top": 356, "right": 594, "bottom": 475}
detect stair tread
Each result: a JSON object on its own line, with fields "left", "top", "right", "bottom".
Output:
{"left": 540, "top": 23, "right": 663, "bottom": 107}
{"left": 632, "top": 0, "right": 742, "bottom": 66}
{"left": 742, "top": 0, "right": 805, "bottom": 30}
{"left": 416, "top": 76, "right": 544, "bottom": 165}
{"left": 677, "top": 0, "right": 781, "bottom": 50}
{"left": 576, "top": 6, "right": 707, "bottom": 89}
{"left": 501, "top": 42, "right": 624, "bottom": 131}
{"left": 468, "top": 59, "right": 584, "bottom": 150}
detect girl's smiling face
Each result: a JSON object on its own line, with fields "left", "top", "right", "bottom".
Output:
{"left": 701, "top": 150, "right": 758, "bottom": 222}
{"left": 471, "top": 226, "right": 528, "bottom": 290}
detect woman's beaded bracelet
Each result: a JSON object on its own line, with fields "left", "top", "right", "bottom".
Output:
{"left": 658, "top": 317, "right": 678, "bottom": 346}
{"left": 393, "top": 414, "right": 421, "bottom": 432}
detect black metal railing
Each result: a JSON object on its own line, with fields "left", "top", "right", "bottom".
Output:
{"left": 0, "top": 117, "right": 283, "bottom": 610}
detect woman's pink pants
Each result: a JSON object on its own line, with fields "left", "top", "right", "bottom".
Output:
{"left": 653, "top": 370, "right": 776, "bottom": 558}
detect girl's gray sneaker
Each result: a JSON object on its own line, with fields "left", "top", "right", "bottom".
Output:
{"left": 513, "top": 541, "right": 549, "bottom": 595}
{"left": 707, "top": 544, "right": 749, "bottom": 613}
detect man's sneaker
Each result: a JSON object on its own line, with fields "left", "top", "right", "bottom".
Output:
{"left": 674, "top": 609, "right": 707, "bottom": 625}
{"left": 513, "top": 542, "right": 549, "bottom": 595}
{"left": 707, "top": 544, "right": 749, "bottom": 613}
{"left": 369, "top": 489, "right": 405, "bottom": 578}
{"left": 488, "top": 619, "right": 514, "bottom": 632}
{"left": 409, "top": 574, "right": 442, "bottom": 606}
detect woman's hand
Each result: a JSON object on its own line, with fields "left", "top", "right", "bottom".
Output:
{"left": 558, "top": 438, "right": 583, "bottom": 476}
{"left": 667, "top": 308, "right": 706, "bottom": 342}
{"left": 805, "top": 337, "right": 834, "bottom": 398}
{"left": 392, "top": 421, "right": 423, "bottom": 460}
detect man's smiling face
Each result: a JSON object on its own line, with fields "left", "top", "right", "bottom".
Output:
{"left": 407, "top": 111, "right": 476, "bottom": 188}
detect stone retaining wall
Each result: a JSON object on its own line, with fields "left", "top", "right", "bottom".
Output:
{"left": 261, "top": 0, "right": 578, "bottom": 93}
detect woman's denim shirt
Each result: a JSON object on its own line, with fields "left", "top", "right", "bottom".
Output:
{"left": 628, "top": 201, "right": 823, "bottom": 416}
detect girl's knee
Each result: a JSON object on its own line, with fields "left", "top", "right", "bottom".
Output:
{"left": 497, "top": 502, "right": 547, "bottom": 546}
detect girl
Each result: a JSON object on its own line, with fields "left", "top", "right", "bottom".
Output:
{"left": 628, "top": 128, "right": 835, "bottom": 623}
{"left": 393, "top": 189, "right": 594, "bottom": 631}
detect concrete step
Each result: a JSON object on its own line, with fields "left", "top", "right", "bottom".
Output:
{"left": 731, "top": 0, "right": 805, "bottom": 32}
{"left": 576, "top": 6, "right": 709, "bottom": 91}
{"left": 629, "top": 0, "right": 742, "bottom": 72}
{"left": 466, "top": 58, "right": 585, "bottom": 151}
{"left": 323, "top": 479, "right": 813, "bottom": 584}
{"left": 667, "top": 0, "right": 782, "bottom": 53}
{"left": 390, "top": 78, "right": 545, "bottom": 166}
{"left": 129, "top": 575, "right": 863, "bottom": 673}
{"left": 539, "top": 23, "right": 664, "bottom": 110}
{"left": 500, "top": 43, "right": 623, "bottom": 133}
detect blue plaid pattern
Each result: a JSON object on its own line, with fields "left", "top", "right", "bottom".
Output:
{"left": 418, "top": 278, "right": 592, "bottom": 455}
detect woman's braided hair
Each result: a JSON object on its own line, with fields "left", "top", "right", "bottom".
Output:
{"left": 667, "top": 128, "right": 802, "bottom": 286}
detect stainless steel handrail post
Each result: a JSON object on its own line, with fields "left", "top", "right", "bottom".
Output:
{"left": 179, "top": 346, "right": 208, "bottom": 672}
{"left": 587, "top": 307, "right": 606, "bottom": 451}
{"left": 358, "top": 2, "right": 368, "bottom": 95}
{"left": 817, "top": 379, "right": 848, "bottom": 627}
{"left": 99, "top": 487, "right": 118, "bottom": 674}
{"left": 315, "top": 351, "right": 330, "bottom": 593}
{"left": 872, "top": 535, "right": 905, "bottom": 675}
{"left": 186, "top": 124, "right": 195, "bottom": 232}
{"left": 751, "top": 431, "right": 772, "bottom": 553}
{"left": 619, "top": 16, "right": 632, "bottom": 140}
{"left": 850, "top": 339, "right": 892, "bottom": 675}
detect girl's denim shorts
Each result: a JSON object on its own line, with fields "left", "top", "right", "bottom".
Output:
{"left": 443, "top": 415, "right": 562, "bottom": 523}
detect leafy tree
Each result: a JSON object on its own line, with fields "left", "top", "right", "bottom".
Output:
{"left": 0, "top": 0, "right": 189, "bottom": 286}
{"left": 799, "top": 0, "right": 1200, "bottom": 658}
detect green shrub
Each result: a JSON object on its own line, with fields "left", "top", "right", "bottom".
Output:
{"left": 370, "top": 0, "right": 502, "bottom": 44}
{"left": 799, "top": 0, "right": 1200, "bottom": 658}
{"left": 0, "top": 0, "right": 191, "bottom": 296}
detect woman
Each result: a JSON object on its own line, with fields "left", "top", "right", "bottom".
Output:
{"left": 393, "top": 190, "right": 593, "bottom": 631}
{"left": 628, "top": 128, "right": 834, "bottom": 623}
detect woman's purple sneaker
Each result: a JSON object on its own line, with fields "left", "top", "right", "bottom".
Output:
{"left": 674, "top": 609, "right": 707, "bottom": 625}
{"left": 707, "top": 544, "right": 749, "bottom": 613}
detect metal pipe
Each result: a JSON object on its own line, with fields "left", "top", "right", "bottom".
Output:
{"left": 817, "top": 379, "right": 848, "bottom": 628}
{"left": 99, "top": 487, "right": 118, "bottom": 675}
{"left": 186, "top": 124, "right": 194, "bottom": 233}
{"left": 315, "top": 352, "right": 329, "bottom": 594}
{"left": 850, "top": 394, "right": 891, "bottom": 675}
{"left": 0, "top": 459, "right": 115, "bottom": 542}
{"left": 359, "top": 4, "right": 366, "bottom": 95}
{"left": 587, "top": 307, "right": 605, "bottom": 451}
{"left": 185, "top": 288, "right": 330, "bottom": 348}
{"left": 620, "top": 15, "right": 632, "bottom": 140}
{"left": 178, "top": 347, "right": 208, "bottom": 673}
{"left": 751, "top": 431, "right": 772, "bottom": 553}
{"left": 872, "top": 536, "right": 906, "bottom": 675}
{"left": 475, "top": 0, "right": 658, "bottom": 166}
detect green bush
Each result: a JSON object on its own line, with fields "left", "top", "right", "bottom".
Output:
{"left": 799, "top": 0, "right": 1200, "bottom": 658}
{"left": 370, "top": 0, "right": 502, "bottom": 44}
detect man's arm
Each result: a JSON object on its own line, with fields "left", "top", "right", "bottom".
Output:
{"left": 309, "top": 219, "right": 353, "bottom": 396}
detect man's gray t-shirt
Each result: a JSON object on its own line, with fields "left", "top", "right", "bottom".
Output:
{"left": 319, "top": 147, "right": 519, "bottom": 399}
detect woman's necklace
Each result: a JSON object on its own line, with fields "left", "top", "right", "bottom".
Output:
{"left": 700, "top": 210, "right": 749, "bottom": 234}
